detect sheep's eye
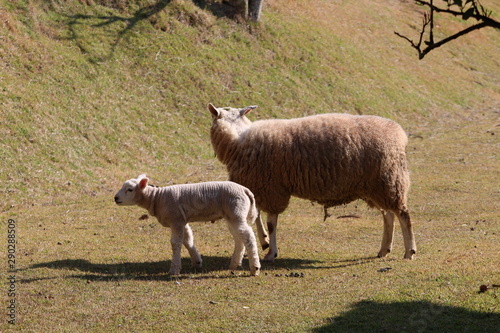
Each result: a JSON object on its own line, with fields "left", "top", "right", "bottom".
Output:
{"left": 126, "top": 188, "right": 133, "bottom": 192}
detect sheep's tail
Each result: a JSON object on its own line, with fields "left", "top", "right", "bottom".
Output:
{"left": 244, "top": 188, "right": 259, "bottom": 224}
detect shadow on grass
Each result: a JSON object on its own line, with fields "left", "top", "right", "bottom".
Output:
{"left": 262, "top": 256, "right": 377, "bottom": 271}
{"left": 60, "top": 0, "right": 238, "bottom": 62}
{"left": 22, "top": 255, "right": 375, "bottom": 282}
{"left": 63, "top": 0, "right": 172, "bottom": 62}
{"left": 23, "top": 257, "right": 239, "bottom": 282}
{"left": 312, "top": 300, "right": 500, "bottom": 333}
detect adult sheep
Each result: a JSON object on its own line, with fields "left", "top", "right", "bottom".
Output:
{"left": 208, "top": 103, "right": 417, "bottom": 262}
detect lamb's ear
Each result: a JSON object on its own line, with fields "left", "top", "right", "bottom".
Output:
{"left": 137, "top": 174, "right": 149, "bottom": 190}
{"left": 208, "top": 103, "right": 220, "bottom": 117}
{"left": 241, "top": 105, "right": 257, "bottom": 116}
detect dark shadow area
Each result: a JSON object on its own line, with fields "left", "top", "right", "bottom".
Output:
{"left": 21, "top": 255, "right": 338, "bottom": 282}
{"left": 262, "top": 256, "right": 377, "bottom": 271}
{"left": 20, "top": 255, "right": 371, "bottom": 282}
{"left": 22, "top": 257, "right": 234, "bottom": 282}
{"left": 192, "top": 0, "right": 246, "bottom": 19}
{"left": 312, "top": 300, "right": 500, "bottom": 333}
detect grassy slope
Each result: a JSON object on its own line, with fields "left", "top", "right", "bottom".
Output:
{"left": 1, "top": 0, "right": 499, "bottom": 331}
{"left": 1, "top": 0, "right": 499, "bottom": 207}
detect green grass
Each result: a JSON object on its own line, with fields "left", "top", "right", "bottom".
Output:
{"left": 1, "top": 0, "right": 499, "bottom": 331}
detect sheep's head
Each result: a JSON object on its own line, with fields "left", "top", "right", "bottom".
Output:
{"left": 114, "top": 174, "right": 149, "bottom": 206}
{"left": 208, "top": 103, "right": 256, "bottom": 135}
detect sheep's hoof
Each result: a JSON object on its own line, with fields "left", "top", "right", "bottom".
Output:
{"left": 168, "top": 269, "right": 181, "bottom": 276}
{"left": 261, "top": 243, "right": 270, "bottom": 250}
{"left": 262, "top": 252, "right": 277, "bottom": 262}
{"left": 192, "top": 261, "right": 203, "bottom": 269}
{"left": 377, "top": 249, "right": 391, "bottom": 258}
{"left": 404, "top": 249, "right": 416, "bottom": 260}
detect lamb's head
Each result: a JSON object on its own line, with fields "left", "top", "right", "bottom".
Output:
{"left": 114, "top": 174, "right": 149, "bottom": 206}
{"left": 208, "top": 103, "right": 257, "bottom": 135}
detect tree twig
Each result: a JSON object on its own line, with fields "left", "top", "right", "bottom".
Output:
{"left": 395, "top": 0, "right": 499, "bottom": 59}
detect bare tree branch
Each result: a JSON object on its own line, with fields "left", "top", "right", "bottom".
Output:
{"left": 395, "top": 0, "right": 500, "bottom": 59}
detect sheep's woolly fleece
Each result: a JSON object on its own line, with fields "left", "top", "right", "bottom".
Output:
{"left": 210, "top": 105, "right": 410, "bottom": 214}
{"left": 208, "top": 104, "right": 417, "bottom": 260}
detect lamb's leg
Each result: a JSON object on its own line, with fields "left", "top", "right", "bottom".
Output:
{"left": 263, "top": 213, "right": 279, "bottom": 262}
{"left": 226, "top": 221, "right": 246, "bottom": 270}
{"left": 240, "top": 223, "right": 261, "bottom": 276}
{"left": 397, "top": 209, "right": 417, "bottom": 259}
{"left": 255, "top": 211, "right": 270, "bottom": 250}
{"left": 182, "top": 224, "right": 202, "bottom": 269}
{"left": 169, "top": 224, "right": 185, "bottom": 275}
{"left": 378, "top": 210, "right": 395, "bottom": 258}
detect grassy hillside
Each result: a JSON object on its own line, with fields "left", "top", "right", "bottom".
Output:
{"left": 1, "top": 0, "right": 499, "bottom": 209}
{"left": 1, "top": 0, "right": 499, "bottom": 331}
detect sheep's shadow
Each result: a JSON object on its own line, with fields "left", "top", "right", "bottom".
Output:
{"left": 261, "top": 255, "right": 377, "bottom": 271}
{"left": 21, "top": 255, "right": 371, "bottom": 282}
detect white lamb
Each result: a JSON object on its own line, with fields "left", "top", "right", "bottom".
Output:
{"left": 114, "top": 174, "right": 261, "bottom": 276}
{"left": 208, "top": 103, "right": 417, "bottom": 262}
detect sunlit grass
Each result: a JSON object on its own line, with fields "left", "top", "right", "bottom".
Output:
{"left": 1, "top": 0, "right": 499, "bottom": 331}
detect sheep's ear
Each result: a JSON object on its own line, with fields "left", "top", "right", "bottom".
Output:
{"left": 137, "top": 175, "right": 149, "bottom": 190}
{"left": 208, "top": 103, "right": 220, "bottom": 117}
{"left": 241, "top": 105, "right": 257, "bottom": 116}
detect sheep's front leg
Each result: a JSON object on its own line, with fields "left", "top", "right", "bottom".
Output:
{"left": 255, "top": 211, "right": 270, "bottom": 250}
{"left": 378, "top": 210, "right": 395, "bottom": 258}
{"left": 263, "top": 213, "right": 279, "bottom": 262}
{"left": 183, "top": 224, "right": 202, "bottom": 269}
{"left": 169, "top": 224, "right": 184, "bottom": 275}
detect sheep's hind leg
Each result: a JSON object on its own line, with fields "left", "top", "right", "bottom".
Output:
{"left": 397, "top": 209, "right": 417, "bottom": 259}
{"left": 169, "top": 224, "right": 185, "bottom": 275}
{"left": 377, "top": 210, "right": 395, "bottom": 258}
{"left": 263, "top": 213, "right": 279, "bottom": 262}
{"left": 183, "top": 224, "right": 202, "bottom": 269}
{"left": 255, "top": 211, "right": 270, "bottom": 250}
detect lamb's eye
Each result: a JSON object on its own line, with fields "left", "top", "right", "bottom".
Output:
{"left": 127, "top": 188, "right": 133, "bottom": 192}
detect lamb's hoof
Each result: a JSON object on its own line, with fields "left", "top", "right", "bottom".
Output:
{"left": 261, "top": 242, "right": 270, "bottom": 251}
{"left": 169, "top": 269, "right": 181, "bottom": 276}
{"left": 250, "top": 267, "right": 261, "bottom": 276}
{"left": 229, "top": 263, "right": 242, "bottom": 271}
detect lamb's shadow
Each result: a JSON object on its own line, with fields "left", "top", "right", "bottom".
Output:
{"left": 23, "top": 257, "right": 237, "bottom": 282}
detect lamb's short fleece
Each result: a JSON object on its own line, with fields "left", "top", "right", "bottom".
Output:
{"left": 208, "top": 104, "right": 417, "bottom": 262}
{"left": 114, "top": 174, "right": 261, "bottom": 276}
